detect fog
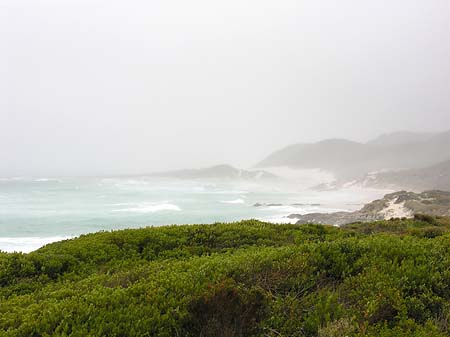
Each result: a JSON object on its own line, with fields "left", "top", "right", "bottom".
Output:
{"left": 1, "top": 0, "right": 450, "bottom": 176}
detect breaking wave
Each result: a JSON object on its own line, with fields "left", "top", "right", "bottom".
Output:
{"left": 112, "top": 202, "right": 181, "bottom": 213}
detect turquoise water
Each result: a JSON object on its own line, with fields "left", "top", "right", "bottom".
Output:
{"left": 0, "top": 177, "right": 385, "bottom": 252}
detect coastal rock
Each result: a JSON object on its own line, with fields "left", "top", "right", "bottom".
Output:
{"left": 290, "top": 211, "right": 383, "bottom": 226}
{"left": 291, "top": 190, "right": 450, "bottom": 226}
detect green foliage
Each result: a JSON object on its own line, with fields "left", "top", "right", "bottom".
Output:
{"left": 414, "top": 213, "right": 439, "bottom": 225}
{"left": 184, "top": 279, "right": 267, "bottom": 337}
{"left": 1, "top": 218, "right": 450, "bottom": 336}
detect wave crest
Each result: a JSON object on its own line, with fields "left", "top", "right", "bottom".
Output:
{"left": 112, "top": 202, "right": 181, "bottom": 213}
{"left": 220, "top": 199, "right": 245, "bottom": 204}
{"left": 0, "top": 236, "right": 73, "bottom": 253}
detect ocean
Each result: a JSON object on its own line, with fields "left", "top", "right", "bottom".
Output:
{"left": 0, "top": 176, "right": 387, "bottom": 253}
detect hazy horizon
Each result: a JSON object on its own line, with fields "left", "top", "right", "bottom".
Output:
{"left": 2, "top": 0, "right": 450, "bottom": 177}
{"left": 0, "top": 129, "right": 449, "bottom": 178}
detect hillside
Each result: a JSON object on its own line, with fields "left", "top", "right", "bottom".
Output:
{"left": 2, "top": 217, "right": 450, "bottom": 336}
{"left": 150, "top": 164, "right": 277, "bottom": 181}
{"left": 257, "top": 131, "right": 450, "bottom": 181}
{"left": 257, "top": 139, "right": 369, "bottom": 179}
{"left": 361, "top": 160, "right": 450, "bottom": 191}
{"left": 289, "top": 190, "right": 450, "bottom": 226}
{"left": 366, "top": 131, "right": 435, "bottom": 146}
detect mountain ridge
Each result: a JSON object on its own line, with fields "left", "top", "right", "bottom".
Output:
{"left": 256, "top": 130, "right": 450, "bottom": 182}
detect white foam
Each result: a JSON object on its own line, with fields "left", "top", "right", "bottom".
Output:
{"left": 207, "top": 190, "right": 249, "bottom": 195}
{"left": 34, "top": 178, "right": 61, "bottom": 183}
{"left": 258, "top": 215, "right": 299, "bottom": 224}
{"left": 0, "top": 236, "right": 73, "bottom": 253}
{"left": 259, "top": 205, "right": 312, "bottom": 214}
{"left": 0, "top": 176, "right": 27, "bottom": 182}
{"left": 123, "top": 180, "right": 150, "bottom": 185}
{"left": 112, "top": 202, "right": 181, "bottom": 213}
{"left": 221, "top": 199, "right": 245, "bottom": 204}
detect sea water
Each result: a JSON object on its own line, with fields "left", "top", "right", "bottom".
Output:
{"left": 0, "top": 176, "right": 387, "bottom": 252}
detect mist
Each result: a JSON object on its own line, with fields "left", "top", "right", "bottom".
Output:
{"left": 2, "top": 0, "right": 450, "bottom": 176}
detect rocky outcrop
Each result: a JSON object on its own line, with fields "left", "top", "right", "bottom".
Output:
{"left": 289, "top": 190, "right": 450, "bottom": 226}
{"left": 288, "top": 211, "right": 383, "bottom": 226}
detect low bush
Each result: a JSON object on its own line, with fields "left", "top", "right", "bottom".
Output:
{"left": 1, "top": 217, "right": 450, "bottom": 336}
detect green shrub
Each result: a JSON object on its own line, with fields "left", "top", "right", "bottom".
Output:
{"left": 1, "top": 217, "right": 450, "bottom": 336}
{"left": 184, "top": 279, "right": 267, "bottom": 337}
{"left": 414, "top": 214, "right": 438, "bottom": 225}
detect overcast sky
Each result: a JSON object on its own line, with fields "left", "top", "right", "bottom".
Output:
{"left": 1, "top": 0, "right": 450, "bottom": 176}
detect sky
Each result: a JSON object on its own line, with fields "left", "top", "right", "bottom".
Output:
{"left": 1, "top": 0, "right": 450, "bottom": 176}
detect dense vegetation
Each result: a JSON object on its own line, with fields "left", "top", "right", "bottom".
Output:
{"left": 2, "top": 215, "right": 450, "bottom": 336}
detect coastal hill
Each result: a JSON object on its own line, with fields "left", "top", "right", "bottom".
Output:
{"left": 149, "top": 164, "right": 277, "bottom": 181}
{"left": 257, "top": 139, "right": 368, "bottom": 179}
{"left": 366, "top": 131, "right": 436, "bottom": 146}
{"left": 256, "top": 131, "right": 450, "bottom": 182}
{"left": 360, "top": 159, "right": 450, "bottom": 191}
{"left": 289, "top": 190, "right": 450, "bottom": 226}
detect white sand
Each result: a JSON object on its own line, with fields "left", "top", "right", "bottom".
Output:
{"left": 379, "top": 198, "right": 413, "bottom": 219}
